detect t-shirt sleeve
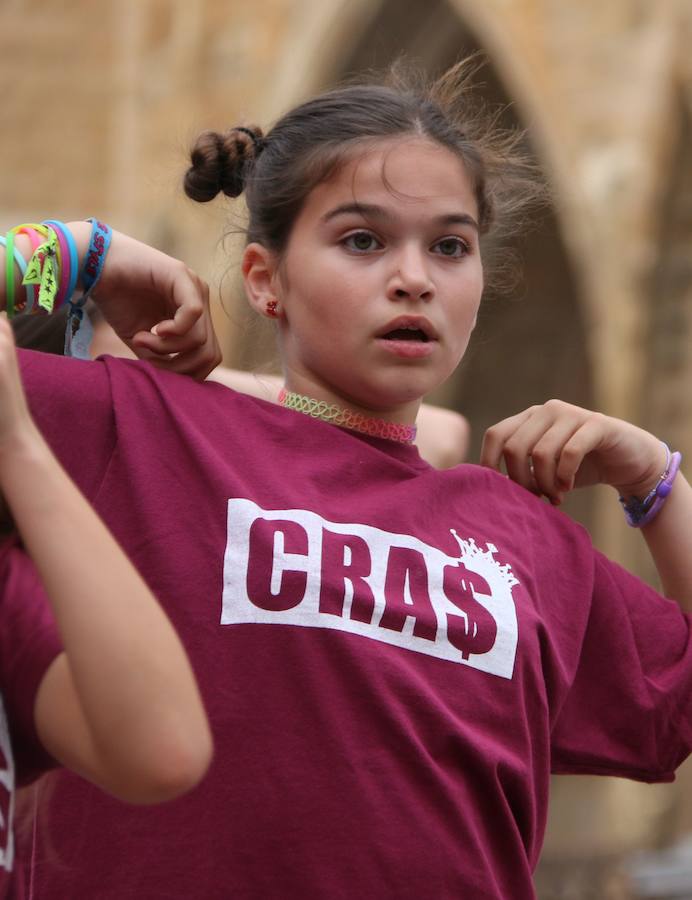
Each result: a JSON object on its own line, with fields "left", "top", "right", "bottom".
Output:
{"left": 0, "top": 540, "right": 63, "bottom": 784}
{"left": 18, "top": 349, "right": 116, "bottom": 502}
{"left": 551, "top": 550, "right": 692, "bottom": 783}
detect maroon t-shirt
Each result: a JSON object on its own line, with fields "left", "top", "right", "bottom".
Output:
{"left": 18, "top": 350, "right": 692, "bottom": 899}
{"left": 0, "top": 541, "right": 61, "bottom": 900}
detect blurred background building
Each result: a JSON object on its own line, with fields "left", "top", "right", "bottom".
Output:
{"left": 2, "top": 1, "right": 691, "bottom": 896}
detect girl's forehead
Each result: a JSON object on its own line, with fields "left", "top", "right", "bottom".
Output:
{"left": 308, "top": 137, "right": 478, "bottom": 217}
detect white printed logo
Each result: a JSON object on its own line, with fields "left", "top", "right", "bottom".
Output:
{"left": 221, "top": 499, "right": 519, "bottom": 678}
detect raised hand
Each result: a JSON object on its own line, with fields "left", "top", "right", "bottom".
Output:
{"left": 81, "top": 226, "right": 222, "bottom": 380}
{"left": 480, "top": 399, "right": 666, "bottom": 506}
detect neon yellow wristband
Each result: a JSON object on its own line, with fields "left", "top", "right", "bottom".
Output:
{"left": 18, "top": 225, "right": 60, "bottom": 313}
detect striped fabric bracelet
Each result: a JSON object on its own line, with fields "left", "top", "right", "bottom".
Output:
{"left": 64, "top": 219, "right": 112, "bottom": 358}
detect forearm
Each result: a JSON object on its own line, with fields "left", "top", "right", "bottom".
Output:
{"left": 638, "top": 473, "right": 692, "bottom": 612}
{"left": 0, "top": 428, "right": 212, "bottom": 801}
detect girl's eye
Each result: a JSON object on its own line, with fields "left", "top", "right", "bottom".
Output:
{"left": 433, "top": 237, "right": 469, "bottom": 258}
{"left": 343, "top": 231, "right": 382, "bottom": 253}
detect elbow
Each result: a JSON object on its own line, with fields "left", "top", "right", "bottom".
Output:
{"left": 141, "top": 726, "right": 214, "bottom": 804}
{"left": 105, "top": 723, "right": 214, "bottom": 805}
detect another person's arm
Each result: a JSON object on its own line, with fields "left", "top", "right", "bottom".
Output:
{"left": 414, "top": 403, "right": 470, "bottom": 469}
{"left": 0, "top": 316, "right": 212, "bottom": 803}
{"left": 481, "top": 399, "right": 692, "bottom": 611}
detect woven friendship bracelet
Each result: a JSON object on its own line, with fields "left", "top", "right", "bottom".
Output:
{"left": 64, "top": 219, "right": 112, "bottom": 358}
{"left": 278, "top": 388, "right": 417, "bottom": 444}
{"left": 79, "top": 218, "right": 112, "bottom": 298}
{"left": 619, "top": 443, "right": 682, "bottom": 527}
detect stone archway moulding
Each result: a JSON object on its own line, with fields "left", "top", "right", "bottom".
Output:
{"left": 443, "top": 0, "right": 598, "bottom": 331}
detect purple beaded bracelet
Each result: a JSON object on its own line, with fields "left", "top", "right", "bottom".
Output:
{"left": 619, "top": 443, "right": 682, "bottom": 527}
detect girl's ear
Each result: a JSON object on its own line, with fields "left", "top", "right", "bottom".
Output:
{"left": 242, "top": 243, "right": 282, "bottom": 319}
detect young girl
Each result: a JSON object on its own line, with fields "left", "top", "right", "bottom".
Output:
{"left": 0, "top": 315, "right": 213, "bottom": 898}
{"left": 3, "top": 62, "right": 692, "bottom": 899}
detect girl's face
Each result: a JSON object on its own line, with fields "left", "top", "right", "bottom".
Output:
{"left": 244, "top": 138, "right": 484, "bottom": 423}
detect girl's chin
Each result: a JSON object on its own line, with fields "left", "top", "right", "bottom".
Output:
{"left": 287, "top": 371, "right": 438, "bottom": 420}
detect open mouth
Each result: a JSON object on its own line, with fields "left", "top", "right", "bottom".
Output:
{"left": 381, "top": 327, "right": 430, "bottom": 343}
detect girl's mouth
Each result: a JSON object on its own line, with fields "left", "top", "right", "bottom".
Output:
{"left": 382, "top": 327, "right": 429, "bottom": 343}
{"left": 376, "top": 332, "right": 436, "bottom": 359}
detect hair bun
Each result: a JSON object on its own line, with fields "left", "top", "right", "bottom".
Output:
{"left": 183, "top": 125, "right": 265, "bottom": 202}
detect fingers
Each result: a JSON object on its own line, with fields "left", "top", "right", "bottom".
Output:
{"left": 481, "top": 400, "right": 605, "bottom": 504}
{"left": 480, "top": 407, "right": 536, "bottom": 472}
{"left": 94, "top": 244, "right": 223, "bottom": 380}
{"left": 145, "top": 345, "right": 221, "bottom": 381}
{"left": 522, "top": 417, "right": 586, "bottom": 500}
{"left": 131, "top": 340, "right": 222, "bottom": 381}
{"left": 551, "top": 416, "right": 605, "bottom": 491}
{"left": 130, "top": 267, "right": 222, "bottom": 380}
{"left": 133, "top": 328, "right": 205, "bottom": 357}
{"left": 483, "top": 401, "right": 670, "bottom": 503}
{"left": 161, "top": 265, "right": 208, "bottom": 335}
{"left": 131, "top": 322, "right": 222, "bottom": 381}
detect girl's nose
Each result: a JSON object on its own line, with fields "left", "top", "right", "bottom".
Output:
{"left": 386, "top": 248, "right": 434, "bottom": 302}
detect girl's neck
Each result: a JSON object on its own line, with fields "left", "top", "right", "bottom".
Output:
{"left": 278, "top": 388, "right": 418, "bottom": 445}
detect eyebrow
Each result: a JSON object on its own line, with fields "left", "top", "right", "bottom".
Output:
{"left": 321, "top": 202, "right": 479, "bottom": 232}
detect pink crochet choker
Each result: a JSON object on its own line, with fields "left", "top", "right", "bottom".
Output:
{"left": 278, "top": 389, "right": 417, "bottom": 445}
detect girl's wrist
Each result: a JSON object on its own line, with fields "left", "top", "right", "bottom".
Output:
{"left": 616, "top": 443, "right": 682, "bottom": 528}
{"left": 612, "top": 441, "right": 668, "bottom": 500}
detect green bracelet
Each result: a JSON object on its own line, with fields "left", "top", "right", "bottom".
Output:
{"left": 4, "top": 230, "right": 16, "bottom": 317}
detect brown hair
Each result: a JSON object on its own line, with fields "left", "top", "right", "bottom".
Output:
{"left": 184, "top": 58, "right": 544, "bottom": 264}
